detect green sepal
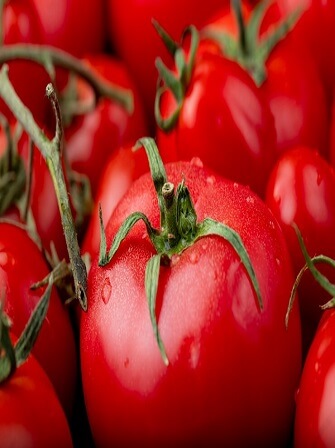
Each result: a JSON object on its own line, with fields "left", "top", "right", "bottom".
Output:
{"left": 15, "top": 277, "right": 53, "bottom": 364}
{"left": 0, "top": 275, "right": 53, "bottom": 383}
{"left": 196, "top": 217, "right": 263, "bottom": 310}
{"left": 295, "top": 224, "right": 335, "bottom": 297}
{"left": 202, "top": 0, "right": 304, "bottom": 86}
{"left": 145, "top": 254, "right": 169, "bottom": 366}
{"left": 152, "top": 19, "right": 179, "bottom": 57}
{"left": 99, "top": 209, "right": 161, "bottom": 267}
{"left": 286, "top": 225, "right": 335, "bottom": 326}
{"left": 154, "top": 25, "right": 199, "bottom": 132}
{"left": 0, "top": 301, "right": 16, "bottom": 381}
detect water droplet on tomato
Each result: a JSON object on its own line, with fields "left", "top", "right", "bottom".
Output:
{"left": 206, "top": 175, "right": 216, "bottom": 185}
{"left": 101, "top": 277, "right": 112, "bottom": 304}
{"left": 190, "top": 157, "right": 203, "bottom": 168}
{"left": 316, "top": 171, "right": 323, "bottom": 186}
{"left": 190, "top": 252, "right": 200, "bottom": 264}
{"left": 124, "top": 358, "right": 129, "bottom": 368}
{"left": 171, "top": 254, "right": 180, "bottom": 266}
{"left": 246, "top": 196, "right": 255, "bottom": 205}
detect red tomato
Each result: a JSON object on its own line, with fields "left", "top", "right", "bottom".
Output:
{"left": 265, "top": 146, "right": 335, "bottom": 353}
{"left": 156, "top": 49, "right": 277, "bottom": 198}
{"left": 0, "top": 339, "right": 73, "bottom": 448}
{"left": 106, "top": 0, "right": 226, "bottom": 129}
{"left": 81, "top": 153, "right": 301, "bottom": 446}
{"left": 31, "top": 0, "right": 106, "bottom": 56}
{"left": 294, "top": 308, "right": 335, "bottom": 448}
{"left": 201, "top": 2, "right": 329, "bottom": 158}
{"left": 329, "top": 93, "right": 335, "bottom": 166}
{"left": 275, "top": 0, "right": 335, "bottom": 96}
{"left": 0, "top": 221, "right": 77, "bottom": 416}
{"left": 63, "top": 54, "right": 149, "bottom": 198}
{"left": 81, "top": 143, "right": 149, "bottom": 261}
{"left": 1, "top": 0, "right": 51, "bottom": 125}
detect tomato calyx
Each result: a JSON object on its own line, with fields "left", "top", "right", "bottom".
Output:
{"left": 154, "top": 22, "right": 199, "bottom": 131}
{"left": 286, "top": 224, "right": 335, "bottom": 327}
{"left": 99, "top": 137, "right": 263, "bottom": 365}
{"left": 0, "top": 273, "right": 53, "bottom": 383}
{"left": 202, "top": 0, "right": 302, "bottom": 85}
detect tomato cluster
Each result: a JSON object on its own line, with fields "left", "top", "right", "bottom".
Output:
{"left": 1, "top": 0, "right": 335, "bottom": 447}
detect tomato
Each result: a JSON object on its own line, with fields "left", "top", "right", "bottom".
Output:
{"left": 329, "top": 92, "right": 335, "bottom": 166}
{"left": 265, "top": 146, "right": 335, "bottom": 354}
{"left": 31, "top": 0, "right": 106, "bottom": 57}
{"left": 80, "top": 141, "right": 301, "bottom": 447}
{"left": 294, "top": 308, "right": 335, "bottom": 448}
{"left": 62, "top": 54, "right": 149, "bottom": 198}
{"left": 106, "top": 0, "right": 226, "bottom": 129}
{"left": 275, "top": 0, "right": 335, "bottom": 96}
{"left": 81, "top": 143, "right": 149, "bottom": 261}
{"left": 1, "top": 0, "right": 51, "bottom": 125}
{"left": 156, "top": 46, "right": 277, "bottom": 198}
{"left": 0, "top": 221, "right": 77, "bottom": 416}
{"left": 0, "top": 338, "right": 73, "bottom": 448}
{"left": 183, "top": 2, "right": 329, "bottom": 158}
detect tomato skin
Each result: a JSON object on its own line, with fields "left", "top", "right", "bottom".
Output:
{"left": 106, "top": 0, "right": 226, "bottom": 129}
{"left": 265, "top": 146, "right": 335, "bottom": 352}
{"left": 31, "top": 0, "right": 106, "bottom": 56}
{"left": 81, "top": 143, "right": 149, "bottom": 260}
{"left": 201, "top": 4, "right": 329, "bottom": 159}
{"left": 1, "top": 0, "right": 51, "bottom": 125}
{"left": 63, "top": 54, "right": 149, "bottom": 198}
{"left": 294, "top": 308, "right": 335, "bottom": 448}
{"left": 275, "top": 0, "right": 335, "bottom": 96}
{"left": 0, "top": 338, "right": 73, "bottom": 448}
{"left": 81, "top": 161, "right": 301, "bottom": 447}
{"left": 157, "top": 53, "right": 277, "bottom": 198}
{"left": 0, "top": 222, "right": 77, "bottom": 416}
{"left": 261, "top": 38, "right": 329, "bottom": 158}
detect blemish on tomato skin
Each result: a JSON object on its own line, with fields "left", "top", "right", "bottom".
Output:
{"left": 101, "top": 277, "right": 112, "bottom": 304}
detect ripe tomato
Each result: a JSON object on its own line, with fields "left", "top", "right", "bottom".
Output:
{"left": 1, "top": 0, "right": 51, "bottom": 125}
{"left": 31, "top": 0, "right": 106, "bottom": 56}
{"left": 0, "top": 338, "right": 73, "bottom": 448}
{"left": 0, "top": 221, "right": 77, "bottom": 416}
{"left": 200, "top": 2, "right": 329, "bottom": 158}
{"left": 265, "top": 146, "right": 335, "bottom": 353}
{"left": 106, "top": 0, "right": 226, "bottom": 129}
{"left": 156, "top": 48, "right": 277, "bottom": 198}
{"left": 81, "top": 143, "right": 149, "bottom": 261}
{"left": 80, "top": 142, "right": 301, "bottom": 447}
{"left": 275, "top": 0, "right": 335, "bottom": 96}
{"left": 63, "top": 54, "right": 149, "bottom": 198}
{"left": 294, "top": 308, "right": 335, "bottom": 448}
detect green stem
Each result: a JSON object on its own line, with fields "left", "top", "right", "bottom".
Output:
{"left": 232, "top": 0, "right": 247, "bottom": 55}
{"left": 0, "top": 65, "right": 87, "bottom": 311}
{"left": 0, "top": 44, "right": 133, "bottom": 113}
